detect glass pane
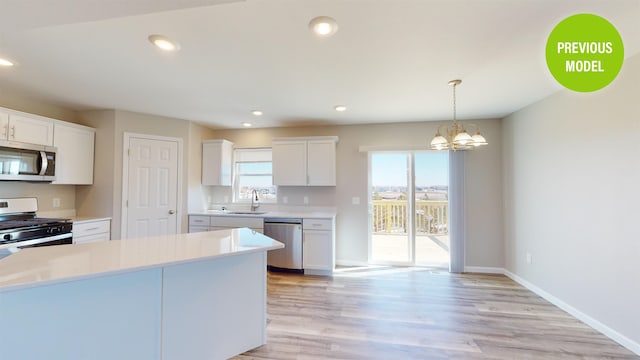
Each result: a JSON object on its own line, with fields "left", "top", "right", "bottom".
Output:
{"left": 237, "top": 175, "right": 277, "bottom": 201}
{"left": 415, "top": 152, "right": 449, "bottom": 267}
{"left": 237, "top": 162, "right": 272, "bottom": 175}
{"left": 370, "top": 153, "right": 410, "bottom": 263}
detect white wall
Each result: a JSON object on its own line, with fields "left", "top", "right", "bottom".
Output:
{"left": 212, "top": 119, "right": 503, "bottom": 267}
{"left": 503, "top": 53, "right": 640, "bottom": 348}
{"left": 188, "top": 123, "right": 217, "bottom": 213}
{"left": 77, "top": 110, "right": 196, "bottom": 239}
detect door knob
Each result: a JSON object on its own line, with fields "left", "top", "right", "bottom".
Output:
{"left": 169, "top": 210, "right": 176, "bottom": 215}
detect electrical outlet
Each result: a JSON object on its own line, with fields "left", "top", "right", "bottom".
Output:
{"left": 526, "top": 252, "right": 532, "bottom": 264}
{"left": 282, "top": 196, "right": 288, "bottom": 204}
{"left": 303, "top": 196, "right": 309, "bottom": 204}
{"left": 53, "top": 198, "right": 61, "bottom": 208}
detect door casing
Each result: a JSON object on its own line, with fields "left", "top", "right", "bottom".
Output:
{"left": 121, "top": 132, "right": 183, "bottom": 239}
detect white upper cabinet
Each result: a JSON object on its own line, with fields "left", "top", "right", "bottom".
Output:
{"left": 306, "top": 139, "right": 337, "bottom": 186}
{"left": 1, "top": 111, "right": 54, "bottom": 146}
{"left": 52, "top": 121, "right": 95, "bottom": 185}
{"left": 202, "top": 139, "right": 234, "bottom": 186}
{"left": 0, "top": 111, "right": 8, "bottom": 139}
{"left": 272, "top": 136, "right": 338, "bottom": 186}
{"left": 272, "top": 140, "right": 307, "bottom": 186}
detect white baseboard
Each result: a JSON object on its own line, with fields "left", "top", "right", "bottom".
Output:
{"left": 504, "top": 269, "right": 640, "bottom": 356}
{"left": 464, "top": 266, "right": 505, "bottom": 274}
{"left": 335, "top": 259, "right": 369, "bottom": 267}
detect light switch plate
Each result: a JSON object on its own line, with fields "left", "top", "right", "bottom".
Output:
{"left": 352, "top": 197, "right": 360, "bottom": 205}
{"left": 303, "top": 196, "right": 309, "bottom": 204}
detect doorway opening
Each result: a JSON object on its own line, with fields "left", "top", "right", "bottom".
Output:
{"left": 369, "top": 151, "right": 449, "bottom": 267}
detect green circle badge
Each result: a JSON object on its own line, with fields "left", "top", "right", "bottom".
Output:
{"left": 546, "top": 13, "right": 624, "bottom": 92}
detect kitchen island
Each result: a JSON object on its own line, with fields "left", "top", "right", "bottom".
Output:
{"left": 0, "top": 228, "right": 283, "bottom": 360}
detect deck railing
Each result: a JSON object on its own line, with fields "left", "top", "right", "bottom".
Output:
{"left": 372, "top": 200, "right": 448, "bottom": 235}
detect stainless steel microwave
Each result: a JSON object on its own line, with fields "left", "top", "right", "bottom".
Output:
{"left": 0, "top": 142, "right": 56, "bottom": 181}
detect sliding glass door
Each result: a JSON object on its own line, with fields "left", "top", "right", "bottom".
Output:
{"left": 370, "top": 153, "right": 411, "bottom": 263}
{"left": 369, "top": 151, "right": 449, "bottom": 267}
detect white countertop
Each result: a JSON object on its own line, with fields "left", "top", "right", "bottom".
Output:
{"left": 190, "top": 210, "right": 336, "bottom": 219}
{"left": 0, "top": 228, "right": 283, "bottom": 293}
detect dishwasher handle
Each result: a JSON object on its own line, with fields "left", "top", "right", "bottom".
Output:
{"left": 263, "top": 218, "right": 302, "bottom": 224}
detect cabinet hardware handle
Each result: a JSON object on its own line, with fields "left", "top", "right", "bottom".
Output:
{"left": 85, "top": 227, "right": 100, "bottom": 231}
{"left": 10, "top": 126, "right": 15, "bottom": 138}
{"left": 169, "top": 210, "right": 176, "bottom": 215}
{"left": 1, "top": 124, "right": 6, "bottom": 137}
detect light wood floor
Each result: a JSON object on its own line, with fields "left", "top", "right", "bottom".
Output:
{"left": 235, "top": 267, "right": 638, "bottom": 359}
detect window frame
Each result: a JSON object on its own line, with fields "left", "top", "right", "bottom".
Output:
{"left": 232, "top": 148, "right": 277, "bottom": 204}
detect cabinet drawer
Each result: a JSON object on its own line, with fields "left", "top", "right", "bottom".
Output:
{"left": 189, "top": 225, "right": 211, "bottom": 233}
{"left": 303, "top": 218, "right": 332, "bottom": 231}
{"left": 189, "top": 216, "right": 211, "bottom": 226}
{"left": 210, "top": 216, "right": 263, "bottom": 229}
{"left": 74, "top": 233, "right": 110, "bottom": 244}
{"left": 73, "top": 220, "right": 111, "bottom": 237}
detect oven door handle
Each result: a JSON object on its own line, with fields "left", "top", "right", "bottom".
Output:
{"left": 39, "top": 151, "right": 49, "bottom": 176}
{"left": 15, "top": 233, "right": 72, "bottom": 249}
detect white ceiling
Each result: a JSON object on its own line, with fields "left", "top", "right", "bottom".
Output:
{"left": 0, "top": 0, "right": 639, "bottom": 129}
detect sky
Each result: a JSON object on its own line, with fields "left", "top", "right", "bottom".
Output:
{"left": 371, "top": 152, "right": 448, "bottom": 187}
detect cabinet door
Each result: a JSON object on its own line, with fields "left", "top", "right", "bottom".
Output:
{"left": 202, "top": 140, "right": 233, "bottom": 186}
{"left": 272, "top": 140, "right": 307, "bottom": 185}
{"left": 302, "top": 230, "right": 333, "bottom": 271}
{"left": 0, "top": 111, "right": 8, "bottom": 140}
{"left": 8, "top": 114, "right": 54, "bottom": 146}
{"left": 52, "top": 122, "right": 95, "bottom": 184}
{"left": 307, "top": 140, "right": 336, "bottom": 186}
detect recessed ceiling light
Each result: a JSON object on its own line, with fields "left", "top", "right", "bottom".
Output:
{"left": 148, "top": 34, "right": 180, "bottom": 52}
{"left": 242, "top": 122, "right": 253, "bottom": 127}
{"left": 0, "top": 58, "right": 15, "bottom": 67}
{"left": 334, "top": 105, "right": 347, "bottom": 112}
{"left": 251, "top": 110, "right": 263, "bottom": 116}
{"left": 309, "top": 16, "right": 338, "bottom": 38}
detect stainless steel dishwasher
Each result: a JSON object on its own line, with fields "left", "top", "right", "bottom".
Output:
{"left": 264, "top": 218, "right": 303, "bottom": 273}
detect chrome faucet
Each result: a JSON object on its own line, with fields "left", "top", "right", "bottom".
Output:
{"left": 251, "top": 189, "right": 260, "bottom": 212}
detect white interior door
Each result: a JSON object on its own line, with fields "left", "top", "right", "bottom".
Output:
{"left": 125, "top": 136, "right": 179, "bottom": 239}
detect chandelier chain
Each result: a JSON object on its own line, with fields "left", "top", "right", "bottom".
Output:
{"left": 452, "top": 82, "right": 457, "bottom": 123}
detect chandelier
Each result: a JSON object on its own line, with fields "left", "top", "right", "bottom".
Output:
{"left": 430, "top": 79, "right": 488, "bottom": 150}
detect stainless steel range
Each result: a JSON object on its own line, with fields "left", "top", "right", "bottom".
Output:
{"left": 0, "top": 197, "right": 72, "bottom": 251}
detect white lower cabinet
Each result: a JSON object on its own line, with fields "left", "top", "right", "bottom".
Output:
{"left": 188, "top": 216, "right": 210, "bottom": 233}
{"left": 189, "top": 215, "right": 264, "bottom": 233}
{"left": 302, "top": 218, "right": 334, "bottom": 275}
{"left": 73, "top": 219, "right": 111, "bottom": 244}
{"left": 188, "top": 214, "right": 334, "bottom": 275}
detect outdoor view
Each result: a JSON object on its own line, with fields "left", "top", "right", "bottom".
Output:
{"left": 370, "top": 152, "right": 449, "bottom": 267}
{"left": 235, "top": 161, "right": 277, "bottom": 202}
